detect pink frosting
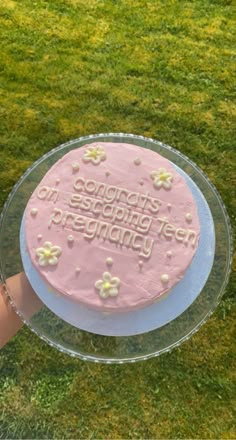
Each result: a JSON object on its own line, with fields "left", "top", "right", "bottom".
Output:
{"left": 25, "top": 142, "right": 200, "bottom": 312}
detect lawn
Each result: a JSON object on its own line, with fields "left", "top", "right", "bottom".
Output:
{"left": 0, "top": 0, "right": 235, "bottom": 438}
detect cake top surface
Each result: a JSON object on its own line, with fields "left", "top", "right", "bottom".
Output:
{"left": 24, "top": 142, "right": 200, "bottom": 312}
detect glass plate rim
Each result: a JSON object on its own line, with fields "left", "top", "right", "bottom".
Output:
{"left": 0, "top": 133, "right": 233, "bottom": 363}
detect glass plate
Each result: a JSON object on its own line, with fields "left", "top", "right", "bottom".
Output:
{"left": 0, "top": 133, "right": 232, "bottom": 363}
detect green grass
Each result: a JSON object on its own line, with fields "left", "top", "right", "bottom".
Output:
{"left": 0, "top": 0, "right": 235, "bottom": 438}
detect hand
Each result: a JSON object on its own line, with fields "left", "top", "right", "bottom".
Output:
{"left": 0, "top": 272, "right": 43, "bottom": 349}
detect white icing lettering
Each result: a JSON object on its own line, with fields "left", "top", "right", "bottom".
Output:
{"left": 185, "top": 229, "right": 197, "bottom": 247}
{"left": 175, "top": 228, "right": 186, "bottom": 241}
{"left": 126, "top": 192, "right": 139, "bottom": 207}
{"left": 62, "top": 211, "right": 77, "bottom": 228}
{"left": 103, "top": 204, "right": 114, "bottom": 219}
{"left": 157, "top": 219, "right": 197, "bottom": 248}
{"left": 73, "top": 177, "right": 85, "bottom": 192}
{"left": 37, "top": 186, "right": 49, "bottom": 200}
{"left": 123, "top": 207, "right": 132, "bottom": 223}
{"left": 84, "top": 219, "right": 98, "bottom": 239}
{"left": 119, "top": 228, "right": 133, "bottom": 247}
{"left": 73, "top": 216, "right": 85, "bottom": 232}
{"left": 84, "top": 179, "right": 97, "bottom": 193}
{"left": 126, "top": 211, "right": 139, "bottom": 227}
{"left": 81, "top": 197, "right": 92, "bottom": 211}
{"left": 109, "top": 225, "right": 121, "bottom": 243}
{"left": 132, "top": 233, "right": 143, "bottom": 250}
{"left": 95, "top": 182, "right": 106, "bottom": 197}
{"left": 96, "top": 221, "right": 109, "bottom": 239}
{"left": 35, "top": 174, "right": 198, "bottom": 262}
{"left": 148, "top": 198, "right": 161, "bottom": 214}
{"left": 163, "top": 223, "right": 175, "bottom": 238}
{"left": 113, "top": 206, "right": 125, "bottom": 222}
{"left": 139, "top": 237, "right": 154, "bottom": 259}
{"left": 157, "top": 217, "right": 169, "bottom": 234}
{"left": 116, "top": 188, "right": 129, "bottom": 203}
{"left": 139, "top": 192, "right": 150, "bottom": 210}
{"left": 137, "top": 215, "right": 152, "bottom": 234}
{"left": 71, "top": 179, "right": 162, "bottom": 216}
{"left": 69, "top": 194, "right": 82, "bottom": 208}
{"left": 48, "top": 208, "right": 63, "bottom": 226}
{"left": 104, "top": 186, "right": 118, "bottom": 203}
{"left": 46, "top": 188, "right": 59, "bottom": 203}
{"left": 91, "top": 199, "right": 103, "bottom": 215}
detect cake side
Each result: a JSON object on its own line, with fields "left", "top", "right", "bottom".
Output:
{"left": 24, "top": 142, "right": 200, "bottom": 312}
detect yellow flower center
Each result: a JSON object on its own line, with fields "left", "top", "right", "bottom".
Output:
{"left": 103, "top": 281, "right": 111, "bottom": 290}
{"left": 159, "top": 173, "right": 167, "bottom": 181}
{"left": 88, "top": 149, "right": 98, "bottom": 158}
{"left": 44, "top": 249, "right": 52, "bottom": 258}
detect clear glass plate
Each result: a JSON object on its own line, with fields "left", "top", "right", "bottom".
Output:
{"left": 0, "top": 133, "right": 232, "bottom": 363}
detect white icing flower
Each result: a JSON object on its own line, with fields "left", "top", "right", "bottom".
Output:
{"left": 95, "top": 272, "right": 120, "bottom": 299}
{"left": 35, "top": 241, "right": 62, "bottom": 267}
{"left": 150, "top": 168, "right": 173, "bottom": 189}
{"left": 83, "top": 145, "right": 106, "bottom": 165}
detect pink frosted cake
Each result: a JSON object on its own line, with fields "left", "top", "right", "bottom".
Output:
{"left": 24, "top": 142, "right": 200, "bottom": 313}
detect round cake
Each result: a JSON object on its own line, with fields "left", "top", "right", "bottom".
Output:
{"left": 24, "top": 142, "right": 200, "bottom": 313}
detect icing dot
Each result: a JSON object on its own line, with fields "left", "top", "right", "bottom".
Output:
{"left": 134, "top": 158, "right": 141, "bottom": 166}
{"left": 167, "top": 203, "right": 172, "bottom": 210}
{"left": 75, "top": 267, "right": 81, "bottom": 274}
{"left": 105, "top": 171, "right": 110, "bottom": 177}
{"left": 30, "top": 208, "right": 38, "bottom": 216}
{"left": 67, "top": 235, "right": 74, "bottom": 243}
{"left": 106, "top": 257, "right": 113, "bottom": 266}
{"left": 37, "top": 234, "right": 43, "bottom": 240}
{"left": 186, "top": 213, "right": 192, "bottom": 222}
{"left": 166, "top": 251, "right": 172, "bottom": 257}
{"left": 56, "top": 178, "right": 60, "bottom": 184}
{"left": 139, "top": 180, "right": 144, "bottom": 186}
{"left": 72, "top": 162, "right": 80, "bottom": 172}
{"left": 161, "top": 274, "right": 169, "bottom": 283}
{"left": 138, "top": 260, "right": 143, "bottom": 267}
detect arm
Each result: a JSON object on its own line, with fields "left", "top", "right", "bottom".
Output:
{"left": 0, "top": 273, "right": 43, "bottom": 349}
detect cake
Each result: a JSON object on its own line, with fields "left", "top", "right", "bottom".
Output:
{"left": 24, "top": 142, "right": 200, "bottom": 313}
